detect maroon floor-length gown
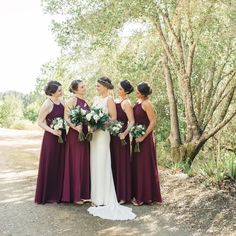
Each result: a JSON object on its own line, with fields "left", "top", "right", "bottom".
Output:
{"left": 110, "top": 102, "right": 131, "bottom": 203}
{"left": 35, "top": 102, "right": 66, "bottom": 204}
{"left": 131, "top": 103, "right": 162, "bottom": 204}
{"left": 61, "top": 98, "right": 90, "bottom": 202}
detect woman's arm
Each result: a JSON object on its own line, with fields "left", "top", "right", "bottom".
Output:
{"left": 119, "top": 100, "right": 135, "bottom": 139}
{"left": 136, "top": 100, "right": 156, "bottom": 142}
{"left": 37, "top": 99, "right": 61, "bottom": 136}
{"left": 107, "top": 97, "right": 117, "bottom": 121}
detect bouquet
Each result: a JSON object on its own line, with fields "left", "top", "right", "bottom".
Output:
{"left": 85, "top": 107, "right": 109, "bottom": 141}
{"left": 50, "top": 117, "right": 67, "bottom": 143}
{"left": 130, "top": 124, "right": 146, "bottom": 152}
{"left": 68, "top": 106, "right": 88, "bottom": 141}
{"left": 107, "top": 120, "right": 127, "bottom": 145}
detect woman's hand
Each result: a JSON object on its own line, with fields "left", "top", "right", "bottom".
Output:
{"left": 88, "top": 126, "right": 94, "bottom": 133}
{"left": 52, "top": 129, "right": 62, "bottom": 136}
{"left": 118, "top": 132, "right": 126, "bottom": 140}
{"left": 75, "top": 124, "right": 83, "bottom": 133}
{"left": 135, "top": 136, "right": 145, "bottom": 143}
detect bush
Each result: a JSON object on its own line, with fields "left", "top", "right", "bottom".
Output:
{"left": 23, "top": 103, "right": 39, "bottom": 122}
{"left": 225, "top": 156, "right": 236, "bottom": 181}
{"left": 0, "top": 95, "right": 23, "bottom": 127}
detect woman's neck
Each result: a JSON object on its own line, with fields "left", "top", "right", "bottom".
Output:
{"left": 100, "top": 92, "right": 108, "bottom": 98}
{"left": 50, "top": 96, "right": 60, "bottom": 103}
{"left": 138, "top": 97, "right": 147, "bottom": 103}
{"left": 75, "top": 94, "right": 84, "bottom": 100}
{"left": 119, "top": 95, "right": 128, "bottom": 102}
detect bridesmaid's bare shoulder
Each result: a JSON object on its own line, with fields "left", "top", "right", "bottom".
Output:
{"left": 122, "top": 99, "right": 133, "bottom": 110}
{"left": 65, "top": 97, "right": 76, "bottom": 108}
{"left": 43, "top": 98, "right": 53, "bottom": 109}
{"left": 142, "top": 99, "right": 153, "bottom": 111}
{"left": 39, "top": 98, "right": 53, "bottom": 114}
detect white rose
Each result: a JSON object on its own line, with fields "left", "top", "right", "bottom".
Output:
{"left": 94, "top": 114, "right": 99, "bottom": 122}
{"left": 81, "top": 109, "right": 86, "bottom": 115}
{"left": 86, "top": 113, "right": 92, "bottom": 121}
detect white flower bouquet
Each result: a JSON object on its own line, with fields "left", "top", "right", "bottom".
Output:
{"left": 130, "top": 124, "right": 146, "bottom": 152}
{"left": 107, "top": 120, "right": 127, "bottom": 145}
{"left": 50, "top": 117, "right": 67, "bottom": 143}
{"left": 68, "top": 106, "right": 88, "bottom": 141}
{"left": 85, "top": 107, "right": 109, "bottom": 141}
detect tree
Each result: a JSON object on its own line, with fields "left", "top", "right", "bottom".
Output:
{"left": 42, "top": 0, "right": 236, "bottom": 164}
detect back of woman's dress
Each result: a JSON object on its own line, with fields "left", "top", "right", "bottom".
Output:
{"left": 88, "top": 96, "right": 136, "bottom": 220}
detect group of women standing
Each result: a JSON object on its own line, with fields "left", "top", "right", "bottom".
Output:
{"left": 35, "top": 77, "right": 162, "bottom": 220}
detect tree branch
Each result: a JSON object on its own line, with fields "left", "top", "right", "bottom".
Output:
{"left": 154, "top": 19, "right": 180, "bottom": 76}
{"left": 201, "top": 72, "right": 236, "bottom": 130}
{"left": 203, "top": 109, "right": 236, "bottom": 141}
{"left": 162, "top": 12, "right": 186, "bottom": 74}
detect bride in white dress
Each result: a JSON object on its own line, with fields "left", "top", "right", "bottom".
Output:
{"left": 87, "top": 77, "right": 136, "bottom": 220}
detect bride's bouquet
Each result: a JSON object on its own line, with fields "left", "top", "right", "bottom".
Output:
{"left": 68, "top": 106, "right": 88, "bottom": 141}
{"left": 85, "top": 107, "right": 109, "bottom": 141}
{"left": 130, "top": 124, "right": 146, "bottom": 152}
{"left": 50, "top": 117, "right": 67, "bottom": 143}
{"left": 107, "top": 120, "right": 126, "bottom": 145}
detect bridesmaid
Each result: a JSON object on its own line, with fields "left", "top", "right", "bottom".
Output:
{"left": 131, "top": 82, "right": 162, "bottom": 206}
{"left": 35, "top": 80, "right": 65, "bottom": 204}
{"left": 110, "top": 80, "right": 134, "bottom": 204}
{"left": 62, "top": 80, "right": 90, "bottom": 204}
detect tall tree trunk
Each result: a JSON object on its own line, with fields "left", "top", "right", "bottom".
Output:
{"left": 162, "top": 52, "right": 182, "bottom": 161}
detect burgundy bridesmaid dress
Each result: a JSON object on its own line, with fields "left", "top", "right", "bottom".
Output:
{"left": 131, "top": 103, "right": 162, "bottom": 204}
{"left": 35, "top": 102, "right": 66, "bottom": 204}
{"left": 61, "top": 98, "right": 90, "bottom": 203}
{"left": 110, "top": 102, "right": 131, "bottom": 203}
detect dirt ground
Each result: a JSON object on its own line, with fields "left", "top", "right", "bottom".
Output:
{"left": 0, "top": 128, "right": 235, "bottom": 236}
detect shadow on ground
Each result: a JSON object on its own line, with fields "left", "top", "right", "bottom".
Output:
{"left": 0, "top": 128, "right": 235, "bottom": 236}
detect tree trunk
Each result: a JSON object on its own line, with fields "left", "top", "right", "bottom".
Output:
{"left": 173, "top": 139, "right": 207, "bottom": 165}
{"left": 162, "top": 52, "right": 182, "bottom": 162}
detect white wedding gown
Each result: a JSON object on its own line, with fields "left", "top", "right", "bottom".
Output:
{"left": 87, "top": 96, "right": 136, "bottom": 220}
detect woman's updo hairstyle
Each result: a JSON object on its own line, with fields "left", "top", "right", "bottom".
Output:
{"left": 69, "top": 79, "right": 82, "bottom": 93}
{"left": 97, "top": 76, "right": 114, "bottom": 89}
{"left": 120, "top": 80, "right": 134, "bottom": 94}
{"left": 137, "top": 82, "right": 152, "bottom": 97}
{"left": 44, "top": 80, "right": 62, "bottom": 96}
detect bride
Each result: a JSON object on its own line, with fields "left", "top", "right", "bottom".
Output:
{"left": 87, "top": 76, "right": 136, "bottom": 220}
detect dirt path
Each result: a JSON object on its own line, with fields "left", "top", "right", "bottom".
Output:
{"left": 0, "top": 128, "right": 235, "bottom": 236}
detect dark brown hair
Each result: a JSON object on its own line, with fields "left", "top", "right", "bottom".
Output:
{"left": 137, "top": 82, "right": 152, "bottom": 97}
{"left": 44, "top": 81, "right": 62, "bottom": 96}
{"left": 69, "top": 79, "right": 82, "bottom": 93}
{"left": 97, "top": 76, "right": 114, "bottom": 89}
{"left": 120, "top": 80, "right": 134, "bottom": 94}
